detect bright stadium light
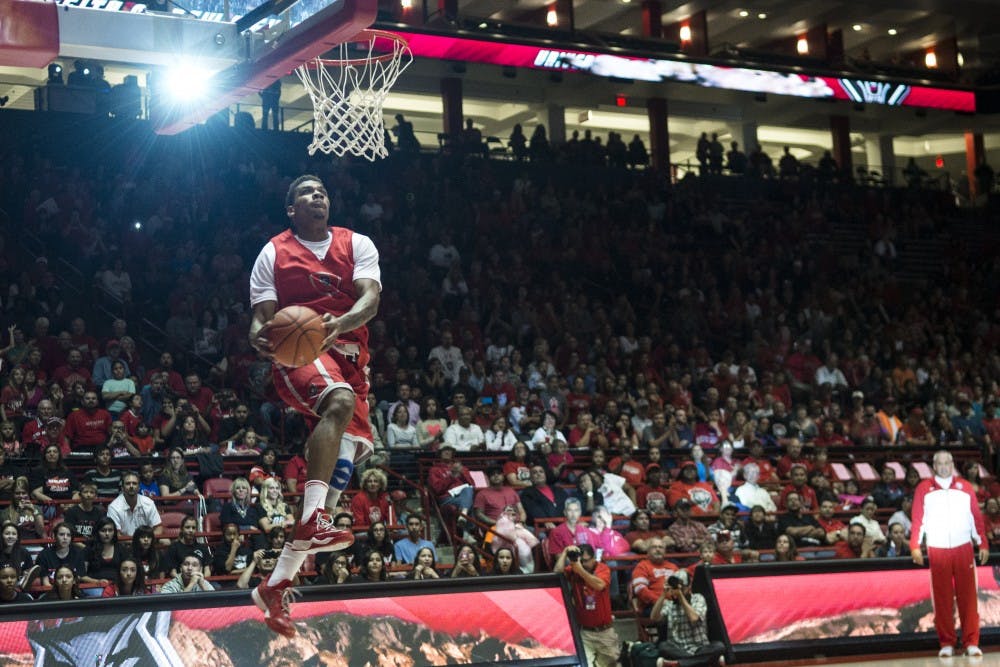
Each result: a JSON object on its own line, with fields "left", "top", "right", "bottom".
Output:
{"left": 162, "top": 62, "right": 214, "bottom": 102}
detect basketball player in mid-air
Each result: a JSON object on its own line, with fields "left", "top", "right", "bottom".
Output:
{"left": 248, "top": 174, "right": 381, "bottom": 637}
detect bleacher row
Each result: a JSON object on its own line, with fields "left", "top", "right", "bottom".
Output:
{"left": 0, "top": 440, "right": 989, "bottom": 599}
{"left": 413, "top": 444, "right": 988, "bottom": 586}
{"left": 6, "top": 488, "right": 438, "bottom": 595}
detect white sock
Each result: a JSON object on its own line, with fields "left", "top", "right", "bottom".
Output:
{"left": 303, "top": 480, "right": 329, "bottom": 518}
{"left": 267, "top": 543, "right": 307, "bottom": 586}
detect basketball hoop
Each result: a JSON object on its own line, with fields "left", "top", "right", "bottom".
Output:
{"left": 295, "top": 29, "right": 412, "bottom": 161}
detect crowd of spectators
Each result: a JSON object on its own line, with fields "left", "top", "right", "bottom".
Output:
{"left": 0, "top": 110, "right": 997, "bottom": 603}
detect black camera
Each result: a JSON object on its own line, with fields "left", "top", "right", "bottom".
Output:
{"left": 567, "top": 549, "right": 580, "bottom": 562}
{"left": 667, "top": 575, "right": 683, "bottom": 589}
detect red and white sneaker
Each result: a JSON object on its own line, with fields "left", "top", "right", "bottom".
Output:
{"left": 251, "top": 578, "right": 298, "bottom": 638}
{"left": 291, "top": 509, "right": 355, "bottom": 553}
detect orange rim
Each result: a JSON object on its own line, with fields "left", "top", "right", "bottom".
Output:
{"left": 307, "top": 29, "right": 409, "bottom": 68}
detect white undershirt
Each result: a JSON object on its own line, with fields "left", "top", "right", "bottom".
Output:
{"left": 249, "top": 230, "right": 381, "bottom": 307}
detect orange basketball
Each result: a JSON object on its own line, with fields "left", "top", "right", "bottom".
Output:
{"left": 266, "top": 305, "right": 326, "bottom": 367}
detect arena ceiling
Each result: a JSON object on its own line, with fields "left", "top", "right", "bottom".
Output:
{"left": 465, "top": 0, "right": 1000, "bottom": 74}
{"left": 0, "top": 0, "right": 997, "bottom": 171}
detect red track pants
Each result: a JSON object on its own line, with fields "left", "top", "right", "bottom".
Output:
{"left": 927, "top": 543, "right": 980, "bottom": 649}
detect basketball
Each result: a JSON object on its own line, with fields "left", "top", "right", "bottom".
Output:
{"left": 266, "top": 305, "right": 326, "bottom": 367}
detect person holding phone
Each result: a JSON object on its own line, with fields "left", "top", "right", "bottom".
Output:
{"left": 237, "top": 528, "right": 288, "bottom": 589}
{"left": 450, "top": 544, "right": 481, "bottom": 578}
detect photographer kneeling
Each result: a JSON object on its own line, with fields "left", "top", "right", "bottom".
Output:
{"left": 621, "top": 570, "right": 725, "bottom": 667}
{"left": 556, "top": 544, "right": 620, "bottom": 667}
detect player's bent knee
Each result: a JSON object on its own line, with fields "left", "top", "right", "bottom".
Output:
{"left": 318, "top": 388, "right": 355, "bottom": 423}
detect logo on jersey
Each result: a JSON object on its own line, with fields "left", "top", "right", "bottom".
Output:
{"left": 310, "top": 271, "right": 344, "bottom": 295}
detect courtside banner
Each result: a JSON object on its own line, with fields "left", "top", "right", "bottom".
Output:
{"left": 381, "top": 31, "right": 976, "bottom": 113}
{"left": 700, "top": 560, "right": 1000, "bottom": 662}
{"left": 0, "top": 575, "right": 583, "bottom": 666}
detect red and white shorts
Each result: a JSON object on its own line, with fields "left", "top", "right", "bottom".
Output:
{"left": 272, "top": 342, "right": 373, "bottom": 458}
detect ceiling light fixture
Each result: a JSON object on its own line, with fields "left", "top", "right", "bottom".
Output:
{"left": 887, "top": 28, "right": 897, "bottom": 36}
{"left": 738, "top": 9, "right": 749, "bottom": 17}
{"left": 852, "top": 24, "right": 862, "bottom": 31}
{"left": 757, "top": 12, "right": 767, "bottom": 19}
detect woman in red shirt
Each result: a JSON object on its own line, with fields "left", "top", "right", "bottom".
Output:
{"left": 503, "top": 441, "right": 532, "bottom": 489}
{"left": 350, "top": 468, "right": 390, "bottom": 528}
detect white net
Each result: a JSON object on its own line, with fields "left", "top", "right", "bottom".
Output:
{"left": 295, "top": 30, "right": 412, "bottom": 161}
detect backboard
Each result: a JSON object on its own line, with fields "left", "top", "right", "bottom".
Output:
{"left": 0, "top": 0, "right": 377, "bottom": 134}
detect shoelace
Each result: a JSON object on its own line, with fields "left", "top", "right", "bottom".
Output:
{"left": 279, "top": 586, "right": 302, "bottom": 616}
{"left": 314, "top": 512, "right": 336, "bottom": 531}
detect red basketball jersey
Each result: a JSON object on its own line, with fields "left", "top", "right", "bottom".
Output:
{"left": 270, "top": 227, "right": 369, "bottom": 349}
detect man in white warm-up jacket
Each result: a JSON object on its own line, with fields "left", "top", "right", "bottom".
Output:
{"left": 910, "top": 450, "right": 989, "bottom": 658}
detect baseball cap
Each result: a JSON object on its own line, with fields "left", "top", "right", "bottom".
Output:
{"left": 674, "top": 498, "right": 693, "bottom": 511}
{"left": 671, "top": 569, "right": 690, "bottom": 586}
{"left": 105, "top": 339, "right": 121, "bottom": 350}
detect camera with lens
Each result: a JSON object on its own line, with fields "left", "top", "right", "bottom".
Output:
{"left": 667, "top": 575, "right": 683, "bottom": 589}
{"left": 567, "top": 549, "right": 580, "bottom": 562}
